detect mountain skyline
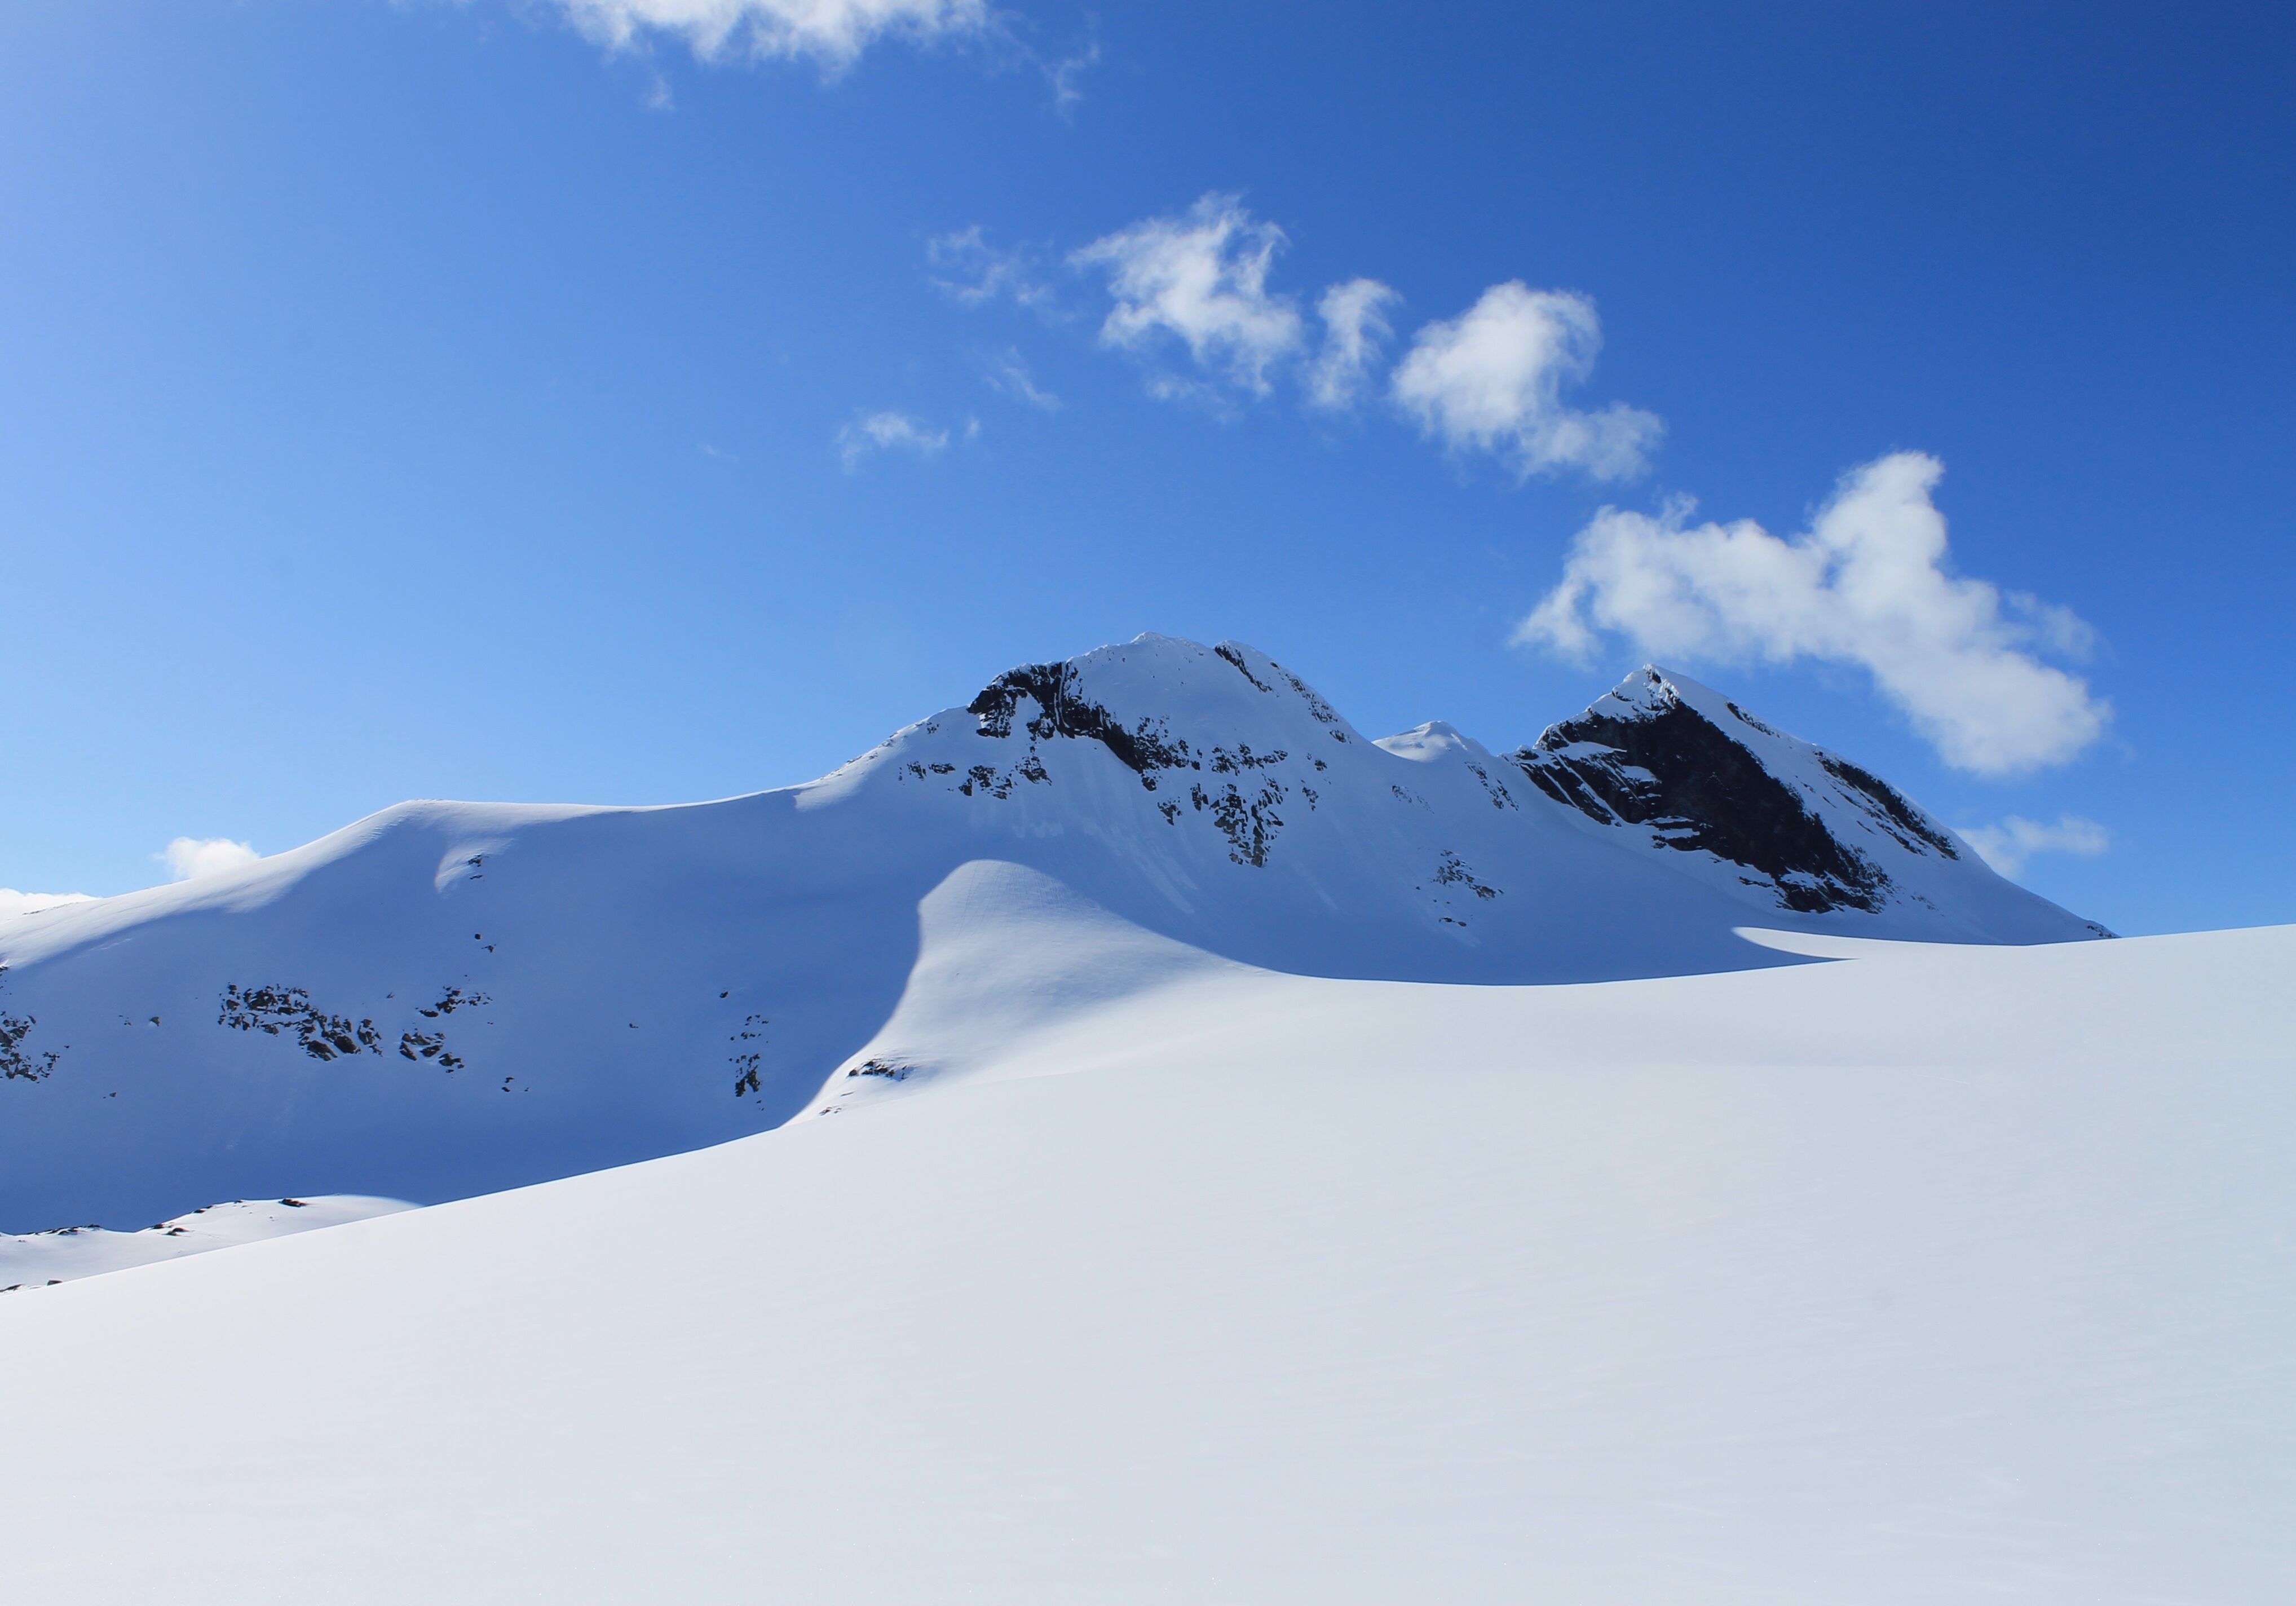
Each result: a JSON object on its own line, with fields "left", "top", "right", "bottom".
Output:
{"left": 2, "top": 634, "right": 2101, "bottom": 1232}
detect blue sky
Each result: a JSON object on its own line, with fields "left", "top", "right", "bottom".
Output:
{"left": 3, "top": 0, "right": 2291, "bottom": 935}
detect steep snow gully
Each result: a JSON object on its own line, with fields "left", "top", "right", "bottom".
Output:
{"left": 1, "top": 636, "right": 2104, "bottom": 1230}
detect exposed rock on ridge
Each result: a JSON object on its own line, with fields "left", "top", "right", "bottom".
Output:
{"left": 1510, "top": 665, "right": 2103, "bottom": 930}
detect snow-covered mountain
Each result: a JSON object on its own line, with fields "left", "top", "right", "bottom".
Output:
{"left": 0, "top": 634, "right": 2102, "bottom": 1230}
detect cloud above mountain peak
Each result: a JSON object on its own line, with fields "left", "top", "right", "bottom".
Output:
{"left": 1520, "top": 452, "right": 2109, "bottom": 775}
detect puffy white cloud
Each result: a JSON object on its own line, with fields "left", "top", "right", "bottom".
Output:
{"left": 161, "top": 837, "right": 260, "bottom": 881}
{"left": 1518, "top": 452, "right": 2110, "bottom": 774}
{"left": 1392, "top": 281, "right": 1661, "bottom": 481}
{"left": 1959, "top": 814, "right": 2110, "bottom": 878}
{"left": 0, "top": 889, "right": 94, "bottom": 920}
{"left": 1306, "top": 278, "right": 1400, "bottom": 411}
{"left": 1070, "top": 193, "right": 1305, "bottom": 398}
{"left": 547, "top": 0, "right": 988, "bottom": 68}
{"left": 985, "top": 347, "right": 1061, "bottom": 411}
{"left": 837, "top": 411, "right": 951, "bottom": 470}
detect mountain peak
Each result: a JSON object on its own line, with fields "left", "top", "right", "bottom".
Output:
{"left": 1511, "top": 664, "right": 2104, "bottom": 934}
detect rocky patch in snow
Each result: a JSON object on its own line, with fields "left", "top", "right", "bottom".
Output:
{"left": 0, "top": 967, "right": 60, "bottom": 1082}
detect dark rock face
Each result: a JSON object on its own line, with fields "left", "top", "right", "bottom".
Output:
{"left": 1510, "top": 682, "right": 1891, "bottom": 915}
{"left": 967, "top": 662, "right": 1194, "bottom": 775}
{"left": 964, "top": 659, "right": 1293, "bottom": 867}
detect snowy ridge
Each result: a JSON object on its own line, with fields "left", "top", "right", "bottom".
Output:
{"left": 0, "top": 634, "right": 2104, "bottom": 1233}
{"left": 0, "top": 1195, "right": 410, "bottom": 1291}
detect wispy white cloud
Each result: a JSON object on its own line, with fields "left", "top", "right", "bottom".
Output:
{"left": 1070, "top": 193, "right": 1306, "bottom": 398}
{"left": 928, "top": 227, "right": 1060, "bottom": 314}
{"left": 1518, "top": 452, "right": 2109, "bottom": 775}
{"left": 546, "top": 0, "right": 989, "bottom": 69}
{"left": 1307, "top": 278, "right": 1399, "bottom": 411}
{"left": 1959, "top": 814, "right": 2110, "bottom": 878}
{"left": 1392, "top": 281, "right": 1660, "bottom": 481}
{"left": 1043, "top": 38, "right": 1099, "bottom": 113}
{"left": 838, "top": 410, "right": 952, "bottom": 470}
{"left": 985, "top": 347, "right": 1061, "bottom": 411}
{"left": 160, "top": 837, "right": 260, "bottom": 881}
{"left": 0, "top": 888, "right": 94, "bottom": 920}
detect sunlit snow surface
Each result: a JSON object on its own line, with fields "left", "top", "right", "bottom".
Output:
{"left": 3, "top": 870, "right": 2289, "bottom": 1603}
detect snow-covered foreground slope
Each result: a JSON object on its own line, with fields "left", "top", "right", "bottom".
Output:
{"left": 0, "top": 1194, "right": 409, "bottom": 1290}
{"left": 0, "top": 637, "right": 2103, "bottom": 1233}
{"left": 5, "top": 906, "right": 2288, "bottom": 1604}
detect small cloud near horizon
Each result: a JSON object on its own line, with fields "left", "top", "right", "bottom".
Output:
{"left": 161, "top": 837, "right": 262, "bottom": 882}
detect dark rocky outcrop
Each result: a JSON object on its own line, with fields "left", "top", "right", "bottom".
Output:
{"left": 1510, "top": 680, "right": 1889, "bottom": 914}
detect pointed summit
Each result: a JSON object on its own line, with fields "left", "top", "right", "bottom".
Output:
{"left": 1510, "top": 665, "right": 2107, "bottom": 934}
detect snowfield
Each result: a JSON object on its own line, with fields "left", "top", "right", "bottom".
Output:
{"left": 3, "top": 869, "right": 2290, "bottom": 1604}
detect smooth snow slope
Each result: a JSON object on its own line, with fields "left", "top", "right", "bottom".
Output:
{"left": 3, "top": 890, "right": 2286, "bottom": 1604}
{"left": 0, "top": 637, "right": 2100, "bottom": 1233}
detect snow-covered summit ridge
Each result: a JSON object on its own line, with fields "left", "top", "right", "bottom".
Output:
{"left": 0, "top": 632, "right": 2105, "bottom": 1232}
{"left": 824, "top": 636, "right": 2096, "bottom": 937}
